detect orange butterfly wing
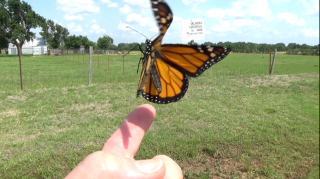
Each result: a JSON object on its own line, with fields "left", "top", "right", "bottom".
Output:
{"left": 141, "top": 51, "right": 189, "bottom": 104}
{"left": 137, "top": 0, "right": 231, "bottom": 104}
{"left": 161, "top": 45, "right": 231, "bottom": 77}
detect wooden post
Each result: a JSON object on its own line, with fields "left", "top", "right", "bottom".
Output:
{"left": 88, "top": 46, "right": 93, "bottom": 86}
{"left": 17, "top": 45, "right": 23, "bottom": 90}
{"left": 123, "top": 55, "right": 124, "bottom": 74}
{"left": 269, "top": 51, "right": 271, "bottom": 74}
{"left": 78, "top": 50, "right": 79, "bottom": 62}
{"left": 270, "top": 49, "right": 277, "bottom": 75}
{"left": 83, "top": 52, "right": 84, "bottom": 63}
{"left": 108, "top": 54, "right": 109, "bottom": 70}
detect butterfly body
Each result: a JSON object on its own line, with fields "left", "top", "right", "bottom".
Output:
{"left": 136, "top": 0, "right": 231, "bottom": 104}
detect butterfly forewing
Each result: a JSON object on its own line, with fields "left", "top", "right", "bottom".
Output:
{"left": 136, "top": 0, "right": 231, "bottom": 104}
{"left": 161, "top": 45, "right": 231, "bottom": 77}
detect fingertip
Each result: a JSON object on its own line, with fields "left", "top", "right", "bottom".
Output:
{"left": 138, "top": 104, "right": 156, "bottom": 118}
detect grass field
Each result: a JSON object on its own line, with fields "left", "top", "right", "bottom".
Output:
{"left": 0, "top": 53, "right": 319, "bottom": 178}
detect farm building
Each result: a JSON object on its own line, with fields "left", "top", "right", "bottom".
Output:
{"left": 8, "top": 37, "right": 47, "bottom": 55}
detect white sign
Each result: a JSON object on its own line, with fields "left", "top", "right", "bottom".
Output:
{"left": 180, "top": 19, "right": 205, "bottom": 42}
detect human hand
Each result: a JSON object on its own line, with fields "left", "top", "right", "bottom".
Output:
{"left": 65, "top": 104, "right": 183, "bottom": 179}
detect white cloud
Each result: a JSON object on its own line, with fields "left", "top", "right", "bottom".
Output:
{"left": 67, "top": 22, "right": 82, "bottom": 32}
{"left": 301, "top": 0, "right": 319, "bottom": 15}
{"left": 57, "top": 0, "right": 99, "bottom": 20}
{"left": 118, "top": 21, "right": 132, "bottom": 30}
{"left": 233, "top": 19, "right": 260, "bottom": 27}
{"left": 64, "top": 14, "right": 83, "bottom": 20}
{"left": 150, "top": 26, "right": 158, "bottom": 32}
{"left": 102, "top": 0, "right": 118, "bottom": 7}
{"left": 191, "top": 4, "right": 200, "bottom": 14}
{"left": 57, "top": 0, "right": 99, "bottom": 13}
{"left": 206, "top": 8, "right": 244, "bottom": 18}
{"left": 204, "top": 30, "right": 211, "bottom": 34}
{"left": 270, "top": 0, "right": 290, "bottom": 4}
{"left": 122, "top": 0, "right": 150, "bottom": 8}
{"left": 126, "top": 13, "right": 155, "bottom": 27}
{"left": 246, "top": 0, "right": 271, "bottom": 17}
{"left": 182, "top": 0, "right": 206, "bottom": 5}
{"left": 92, "top": 19, "right": 97, "bottom": 23}
{"left": 91, "top": 24, "right": 106, "bottom": 33}
{"left": 206, "top": 0, "right": 271, "bottom": 19}
{"left": 120, "top": 5, "right": 132, "bottom": 14}
{"left": 302, "top": 28, "right": 319, "bottom": 37}
{"left": 262, "top": 26, "right": 279, "bottom": 35}
{"left": 276, "top": 12, "right": 306, "bottom": 26}
{"left": 211, "top": 19, "right": 236, "bottom": 32}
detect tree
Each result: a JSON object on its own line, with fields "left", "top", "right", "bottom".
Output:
{"left": 118, "top": 43, "right": 129, "bottom": 51}
{"left": 0, "top": 0, "right": 45, "bottom": 90}
{"left": 64, "top": 35, "right": 81, "bottom": 49}
{"left": 40, "top": 19, "right": 69, "bottom": 48}
{"left": 97, "top": 35, "right": 113, "bottom": 50}
{"left": 275, "top": 43, "right": 286, "bottom": 51}
{"left": 0, "top": 0, "right": 45, "bottom": 55}
{"left": 0, "top": 35, "right": 8, "bottom": 54}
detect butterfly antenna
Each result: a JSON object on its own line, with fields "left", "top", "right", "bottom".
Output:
{"left": 150, "top": 32, "right": 161, "bottom": 40}
{"left": 126, "top": 26, "right": 148, "bottom": 40}
{"left": 123, "top": 43, "right": 140, "bottom": 57}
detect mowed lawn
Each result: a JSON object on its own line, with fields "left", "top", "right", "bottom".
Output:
{"left": 0, "top": 53, "right": 319, "bottom": 178}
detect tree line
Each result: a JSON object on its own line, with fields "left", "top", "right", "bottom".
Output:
{"left": 0, "top": 0, "right": 319, "bottom": 57}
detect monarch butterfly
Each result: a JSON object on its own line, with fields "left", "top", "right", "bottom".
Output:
{"left": 136, "top": 0, "right": 231, "bottom": 104}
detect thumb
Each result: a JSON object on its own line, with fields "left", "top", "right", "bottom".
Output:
{"left": 134, "top": 159, "right": 166, "bottom": 179}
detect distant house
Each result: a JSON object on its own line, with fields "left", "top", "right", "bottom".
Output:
{"left": 8, "top": 37, "right": 47, "bottom": 55}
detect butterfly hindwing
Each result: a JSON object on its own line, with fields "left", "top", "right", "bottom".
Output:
{"left": 141, "top": 51, "right": 189, "bottom": 104}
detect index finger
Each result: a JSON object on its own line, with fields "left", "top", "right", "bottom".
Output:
{"left": 103, "top": 104, "right": 156, "bottom": 159}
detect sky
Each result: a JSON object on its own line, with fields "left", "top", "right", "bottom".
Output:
{"left": 24, "top": 0, "right": 319, "bottom": 46}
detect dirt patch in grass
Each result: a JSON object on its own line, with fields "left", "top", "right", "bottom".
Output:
{"left": 181, "top": 156, "right": 249, "bottom": 178}
{"left": 235, "top": 73, "right": 319, "bottom": 88}
{"left": 0, "top": 108, "right": 19, "bottom": 117}
{"left": 6, "top": 95, "right": 26, "bottom": 101}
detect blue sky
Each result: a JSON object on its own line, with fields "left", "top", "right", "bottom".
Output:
{"left": 26, "top": 0, "right": 319, "bottom": 46}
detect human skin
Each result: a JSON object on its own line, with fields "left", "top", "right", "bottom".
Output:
{"left": 65, "top": 104, "right": 183, "bottom": 179}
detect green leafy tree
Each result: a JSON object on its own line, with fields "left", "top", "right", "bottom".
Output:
{"left": 97, "top": 35, "right": 113, "bottom": 50}
{"left": 64, "top": 35, "right": 81, "bottom": 49}
{"left": 0, "top": 0, "right": 45, "bottom": 90}
{"left": 0, "top": 35, "right": 8, "bottom": 54}
{"left": 275, "top": 43, "right": 286, "bottom": 51}
{"left": 118, "top": 43, "right": 129, "bottom": 51}
{"left": 0, "top": 0, "right": 45, "bottom": 56}
{"left": 40, "top": 19, "right": 69, "bottom": 48}
{"left": 109, "top": 44, "right": 118, "bottom": 50}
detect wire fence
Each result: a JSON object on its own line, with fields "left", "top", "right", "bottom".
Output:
{"left": 1, "top": 48, "right": 290, "bottom": 92}
{"left": 0, "top": 48, "right": 143, "bottom": 91}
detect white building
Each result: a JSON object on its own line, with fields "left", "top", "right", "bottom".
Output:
{"left": 8, "top": 37, "right": 47, "bottom": 55}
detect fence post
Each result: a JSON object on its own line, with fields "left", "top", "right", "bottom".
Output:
{"left": 83, "top": 52, "right": 84, "bottom": 63}
{"left": 78, "top": 50, "right": 79, "bottom": 62}
{"left": 88, "top": 46, "right": 93, "bottom": 86}
{"left": 269, "top": 51, "right": 271, "bottom": 74}
{"left": 18, "top": 46, "right": 23, "bottom": 90}
{"left": 123, "top": 55, "right": 124, "bottom": 74}
{"left": 270, "top": 49, "right": 277, "bottom": 75}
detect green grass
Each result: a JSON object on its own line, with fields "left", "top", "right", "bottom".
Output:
{"left": 0, "top": 53, "right": 319, "bottom": 178}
